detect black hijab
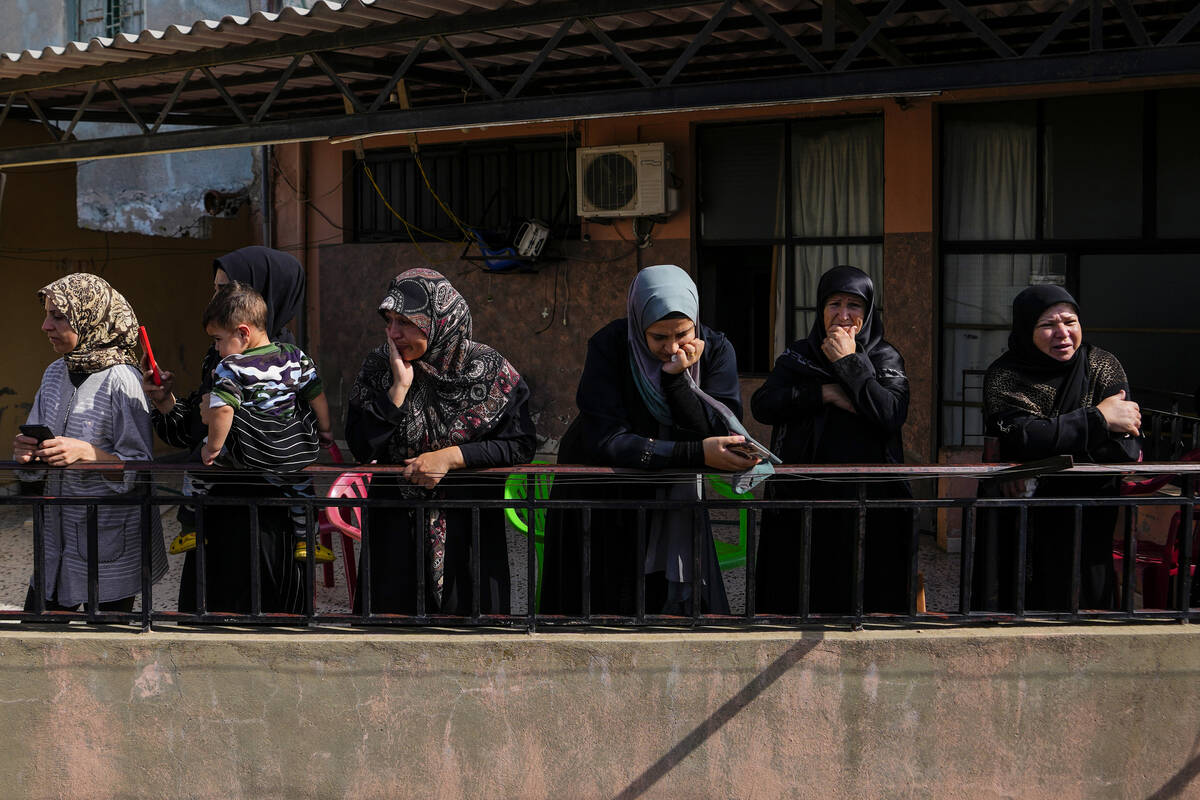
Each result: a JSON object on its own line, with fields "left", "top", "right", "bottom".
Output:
{"left": 213, "top": 246, "right": 305, "bottom": 344}
{"left": 803, "top": 265, "right": 884, "bottom": 370}
{"left": 997, "top": 284, "right": 1090, "bottom": 413}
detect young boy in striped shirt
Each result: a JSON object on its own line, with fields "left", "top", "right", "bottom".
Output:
{"left": 199, "top": 281, "right": 333, "bottom": 561}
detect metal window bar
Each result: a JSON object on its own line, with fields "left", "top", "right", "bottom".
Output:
{"left": 3, "top": 461, "right": 1200, "bottom": 629}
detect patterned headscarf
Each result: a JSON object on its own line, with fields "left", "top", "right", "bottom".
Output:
{"left": 38, "top": 273, "right": 139, "bottom": 374}
{"left": 351, "top": 268, "right": 522, "bottom": 607}
{"left": 362, "top": 267, "right": 522, "bottom": 458}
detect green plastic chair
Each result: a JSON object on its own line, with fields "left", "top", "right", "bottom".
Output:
{"left": 504, "top": 461, "right": 554, "bottom": 611}
{"left": 707, "top": 475, "right": 751, "bottom": 570}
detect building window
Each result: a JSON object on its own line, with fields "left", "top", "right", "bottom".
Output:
{"left": 352, "top": 138, "right": 579, "bottom": 244}
{"left": 940, "top": 90, "right": 1200, "bottom": 447}
{"left": 697, "top": 117, "right": 884, "bottom": 374}
{"left": 79, "top": 0, "right": 145, "bottom": 40}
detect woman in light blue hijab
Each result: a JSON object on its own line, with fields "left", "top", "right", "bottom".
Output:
{"left": 541, "top": 264, "right": 762, "bottom": 616}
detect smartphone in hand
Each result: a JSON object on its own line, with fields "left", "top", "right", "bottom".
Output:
{"left": 138, "top": 325, "right": 162, "bottom": 386}
{"left": 19, "top": 424, "right": 54, "bottom": 444}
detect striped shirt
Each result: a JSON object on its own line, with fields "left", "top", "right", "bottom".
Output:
{"left": 210, "top": 342, "right": 323, "bottom": 419}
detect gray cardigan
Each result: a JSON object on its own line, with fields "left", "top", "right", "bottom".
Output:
{"left": 22, "top": 360, "right": 166, "bottom": 606}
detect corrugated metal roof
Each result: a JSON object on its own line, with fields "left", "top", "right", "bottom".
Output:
{"left": 0, "top": 0, "right": 1193, "bottom": 166}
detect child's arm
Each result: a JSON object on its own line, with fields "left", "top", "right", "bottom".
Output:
{"left": 309, "top": 391, "right": 334, "bottom": 447}
{"left": 201, "top": 405, "right": 235, "bottom": 465}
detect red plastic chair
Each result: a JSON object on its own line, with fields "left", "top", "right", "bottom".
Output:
{"left": 1113, "top": 448, "right": 1200, "bottom": 607}
{"left": 1141, "top": 511, "right": 1200, "bottom": 609}
{"left": 321, "top": 444, "right": 372, "bottom": 605}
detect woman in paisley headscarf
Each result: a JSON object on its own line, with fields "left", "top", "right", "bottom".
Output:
{"left": 140, "top": 246, "right": 309, "bottom": 614}
{"left": 752, "top": 265, "right": 910, "bottom": 615}
{"left": 540, "top": 264, "right": 761, "bottom": 617}
{"left": 346, "top": 268, "right": 536, "bottom": 615}
{"left": 972, "top": 285, "right": 1140, "bottom": 612}
{"left": 12, "top": 273, "right": 166, "bottom": 612}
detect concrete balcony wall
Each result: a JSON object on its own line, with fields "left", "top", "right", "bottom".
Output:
{"left": 1, "top": 626, "right": 1198, "bottom": 798}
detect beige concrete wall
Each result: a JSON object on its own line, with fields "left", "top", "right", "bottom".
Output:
{"left": 1, "top": 626, "right": 1197, "bottom": 798}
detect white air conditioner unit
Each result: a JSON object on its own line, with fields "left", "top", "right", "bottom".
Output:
{"left": 576, "top": 142, "right": 670, "bottom": 218}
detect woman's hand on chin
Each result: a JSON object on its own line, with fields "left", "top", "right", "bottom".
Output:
{"left": 821, "top": 326, "right": 857, "bottom": 362}
{"left": 387, "top": 338, "right": 415, "bottom": 407}
{"left": 35, "top": 437, "right": 103, "bottom": 467}
{"left": 403, "top": 446, "right": 465, "bottom": 490}
{"left": 702, "top": 435, "right": 759, "bottom": 472}
{"left": 661, "top": 339, "right": 704, "bottom": 376}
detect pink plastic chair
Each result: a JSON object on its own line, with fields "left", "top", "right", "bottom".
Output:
{"left": 321, "top": 444, "right": 372, "bottom": 605}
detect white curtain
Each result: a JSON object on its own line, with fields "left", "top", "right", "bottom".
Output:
{"left": 941, "top": 114, "right": 1061, "bottom": 445}
{"left": 774, "top": 119, "right": 884, "bottom": 359}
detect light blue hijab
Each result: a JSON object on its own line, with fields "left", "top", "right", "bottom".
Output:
{"left": 626, "top": 264, "right": 701, "bottom": 425}
{"left": 624, "top": 265, "right": 779, "bottom": 493}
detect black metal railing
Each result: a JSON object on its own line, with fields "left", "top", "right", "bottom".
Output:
{"left": 0, "top": 461, "right": 1196, "bottom": 630}
{"left": 1141, "top": 408, "right": 1200, "bottom": 461}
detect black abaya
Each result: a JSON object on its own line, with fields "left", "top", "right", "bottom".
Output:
{"left": 539, "top": 320, "right": 738, "bottom": 616}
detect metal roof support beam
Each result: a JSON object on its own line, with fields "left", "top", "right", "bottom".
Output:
{"left": 23, "top": 92, "right": 62, "bottom": 141}
{"left": 659, "top": 0, "right": 736, "bottom": 86}
{"left": 0, "top": 93, "right": 13, "bottom": 132}
{"left": 1161, "top": 0, "right": 1200, "bottom": 44}
{"left": 831, "top": 0, "right": 911, "bottom": 66}
{"left": 506, "top": 19, "right": 576, "bottom": 100}
{"left": 1024, "top": 0, "right": 1089, "bottom": 57}
{"left": 105, "top": 80, "right": 150, "bottom": 134}
{"left": 0, "top": 0, "right": 708, "bottom": 96}
{"left": 311, "top": 52, "right": 365, "bottom": 113}
{"left": 1112, "top": 0, "right": 1151, "bottom": 46}
{"left": 369, "top": 38, "right": 430, "bottom": 113}
{"left": 150, "top": 69, "right": 193, "bottom": 133}
{"left": 583, "top": 17, "right": 655, "bottom": 87}
{"left": 937, "top": 0, "right": 1017, "bottom": 57}
{"left": 834, "top": 0, "right": 908, "bottom": 71}
{"left": 741, "top": 0, "right": 826, "bottom": 73}
{"left": 822, "top": 0, "right": 836, "bottom": 51}
{"left": 434, "top": 35, "right": 502, "bottom": 101}
{"left": 253, "top": 56, "right": 301, "bottom": 123}
{"left": 2, "top": 43, "right": 1198, "bottom": 169}
{"left": 201, "top": 67, "right": 250, "bottom": 124}
{"left": 63, "top": 81, "right": 100, "bottom": 140}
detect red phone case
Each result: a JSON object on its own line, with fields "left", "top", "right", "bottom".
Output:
{"left": 138, "top": 325, "right": 162, "bottom": 386}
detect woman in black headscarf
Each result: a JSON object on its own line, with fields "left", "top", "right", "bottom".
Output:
{"left": 540, "top": 265, "right": 762, "bottom": 617}
{"left": 972, "top": 285, "right": 1140, "bottom": 612}
{"left": 346, "top": 268, "right": 536, "bottom": 615}
{"left": 141, "top": 246, "right": 309, "bottom": 614}
{"left": 752, "top": 265, "right": 911, "bottom": 614}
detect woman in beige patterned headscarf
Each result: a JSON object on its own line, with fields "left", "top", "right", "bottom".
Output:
{"left": 12, "top": 273, "right": 165, "bottom": 613}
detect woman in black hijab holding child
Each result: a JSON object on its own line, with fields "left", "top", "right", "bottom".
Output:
{"left": 752, "top": 265, "right": 910, "bottom": 615}
{"left": 973, "top": 285, "right": 1140, "bottom": 612}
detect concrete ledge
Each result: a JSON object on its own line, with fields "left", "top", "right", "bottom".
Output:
{"left": 1, "top": 625, "right": 1198, "bottom": 798}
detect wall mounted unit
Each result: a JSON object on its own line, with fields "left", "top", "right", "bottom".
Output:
{"left": 576, "top": 142, "right": 669, "bottom": 218}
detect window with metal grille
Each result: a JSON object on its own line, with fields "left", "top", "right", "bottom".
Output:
{"left": 352, "top": 138, "right": 579, "bottom": 244}
{"left": 78, "top": 0, "right": 145, "bottom": 40}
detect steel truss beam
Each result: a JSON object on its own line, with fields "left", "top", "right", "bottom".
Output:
{"left": 0, "top": 43, "right": 1197, "bottom": 168}
{"left": 0, "top": 0, "right": 1194, "bottom": 166}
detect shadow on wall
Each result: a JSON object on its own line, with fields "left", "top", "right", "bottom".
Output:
{"left": 613, "top": 635, "right": 825, "bottom": 800}
{"left": 1145, "top": 729, "right": 1200, "bottom": 800}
